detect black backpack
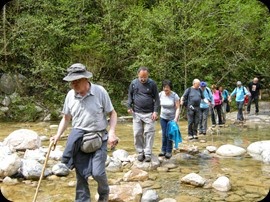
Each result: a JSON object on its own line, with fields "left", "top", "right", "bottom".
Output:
{"left": 183, "top": 87, "right": 204, "bottom": 107}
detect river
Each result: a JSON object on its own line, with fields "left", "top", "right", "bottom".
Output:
{"left": 0, "top": 119, "right": 269, "bottom": 202}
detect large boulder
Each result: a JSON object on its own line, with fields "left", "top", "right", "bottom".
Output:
{"left": 0, "top": 151, "right": 21, "bottom": 177}
{"left": 247, "top": 141, "right": 270, "bottom": 163}
{"left": 21, "top": 159, "right": 50, "bottom": 180}
{"left": 216, "top": 144, "right": 246, "bottom": 157}
{"left": 3, "top": 129, "right": 41, "bottom": 151}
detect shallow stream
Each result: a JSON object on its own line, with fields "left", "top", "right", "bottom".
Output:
{"left": 0, "top": 120, "right": 269, "bottom": 202}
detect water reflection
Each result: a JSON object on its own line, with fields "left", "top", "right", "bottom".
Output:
{"left": 0, "top": 121, "right": 269, "bottom": 201}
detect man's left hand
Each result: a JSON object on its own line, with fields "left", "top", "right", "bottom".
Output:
{"left": 152, "top": 112, "right": 158, "bottom": 121}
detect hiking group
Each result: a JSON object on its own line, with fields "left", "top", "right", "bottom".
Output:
{"left": 51, "top": 63, "right": 262, "bottom": 201}
{"left": 127, "top": 67, "right": 262, "bottom": 159}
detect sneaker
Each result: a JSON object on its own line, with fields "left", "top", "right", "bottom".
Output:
{"left": 193, "top": 135, "right": 198, "bottom": 139}
{"left": 145, "top": 155, "right": 151, "bottom": 162}
{"left": 203, "top": 133, "right": 206, "bottom": 135}
{"left": 199, "top": 132, "right": 204, "bottom": 135}
{"left": 158, "top": 152, "right": 165, "bottom": 157}
{"left": 188, "top": 136, "right": 194, "bottom": 140}
{"left": 137, "top": 153, "right": 145, "bottom": 162}
{"left": 212, "top": 124, "right": 216, "bottom": 128}
{"left": 165, "top": 153, "right": 172, "bottom": 159}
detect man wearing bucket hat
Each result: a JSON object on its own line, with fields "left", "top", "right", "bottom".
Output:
{"left": 51, "top": 63, "right": 118, "bottom": 202}
{"left": 228, "top": 81, "right": 250, "bottom": 122}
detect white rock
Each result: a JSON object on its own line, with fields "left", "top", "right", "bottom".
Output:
{"left": 23, "top": 149, "right": 45, "bottom": 163}
{"left": 21, "top": 159, "right": 50, "bottom": 180}
{"left": 212, "top": 176, "right": 231, "bottom": 192}
{"left": 0, "top": 153, "right": 21, "bottom": 177}
{"left": 123, "top": 168, "right": 149, "bottom": 182}
{"left": 206, "top": 146, "right": 217, "bottom": 153}
{"left": 112, "top": 149, "right": 130, "bottom": 162}
{"left": 247, "top": 141, "right": 270, "bottom": 161}
{"left": 3, "top": 129, "right": 41, "bottom": 150}
{"left": 216, "top": 144, "right": 246, "bottom": 157}
{"left": 141, "top": 189, "right": 159, "bottom": 202}
{"left": 181, "top": 173, "right": 206, "bottom": 187}
{"left": 52, "top": 163, "right": 69, "bottom": 176}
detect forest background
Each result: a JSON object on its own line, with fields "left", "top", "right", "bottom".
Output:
{"left": 0, "top": 0, "right": 270, "bottom": 121}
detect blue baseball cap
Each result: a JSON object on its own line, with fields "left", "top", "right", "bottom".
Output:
{"left": 200, "top": 81, "right": 207, "bottom": 87}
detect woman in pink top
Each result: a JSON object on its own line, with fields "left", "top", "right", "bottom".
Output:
{"left": 211, "top": 84, "right": 223, "bottom": 126}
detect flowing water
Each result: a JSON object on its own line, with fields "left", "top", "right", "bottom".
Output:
{"left": 0, "top": 120, "right": 270, "bottom": 202}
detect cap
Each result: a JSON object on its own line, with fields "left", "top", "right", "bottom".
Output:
{"left": 200, "top": 81, "right": 207, "bottom": 87}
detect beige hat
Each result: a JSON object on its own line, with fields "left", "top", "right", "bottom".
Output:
{"left": 63, "top": 63, "right": 92, "bottom": 81}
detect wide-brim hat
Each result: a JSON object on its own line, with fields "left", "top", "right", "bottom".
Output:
{"left": 63, "top": 63, "right": 92, "bottom": 81}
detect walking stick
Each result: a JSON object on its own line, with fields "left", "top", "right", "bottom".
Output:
{"left": 33, "top": 141, "right": 55, "bottom": 202}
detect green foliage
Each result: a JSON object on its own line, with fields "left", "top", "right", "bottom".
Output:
{"left": 0, "top": 0, "right": 270, "bottom": 120}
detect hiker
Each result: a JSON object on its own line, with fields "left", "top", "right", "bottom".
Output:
{"left": 228, "top": 81, "right": 250, "bottom": 122}
{"left": 219, "top": 86, "right": 230, "bottom": 123}
{"left": 247, "top": 77, "right": 262, "bottom": 115}
{"left": 159, "top": 80, "right": 180, "bottom": 159}
{"left": 211, "top": 84, "right": 223, "bottom": 127}
{"left": 180, "top": 79, "right": 210, "bottom": 140}
{"left": 50, "top": 63, "right": 118, "bottom": 202}
{"left": 199, "top": 81, "right": 214, "bottom": 135}
{"left": 127, "top": 66, "right": 160, "bottom": 162}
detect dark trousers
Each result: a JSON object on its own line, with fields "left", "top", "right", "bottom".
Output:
{"left": 211, "top": 104, "right": 223, "bottom": 124}
{"left": 160, "top": 118, "right": 173, "bottom": 153}
{"left": 247, "top": 96, "right": 259, "bottom": 113}
{"left": 187, "top": 107, "right": 200, "bottom": 137}
{"left": 236, "top": 101, "right": 244, "bottom": 121}
{"left": 75, "top": 140, "right": 109, "bottom": 202}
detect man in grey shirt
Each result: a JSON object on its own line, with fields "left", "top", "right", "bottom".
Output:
{"left": 127, "top": 66, "right": 160, "bottom": 162}
{"left": 180, "top": 79, "right": 210, "bottom": 140}
{"left": 51, "top": 63, "right": 118, "bottom": 202}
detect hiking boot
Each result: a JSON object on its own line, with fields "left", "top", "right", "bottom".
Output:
{"left": 158, "top": 152, "right": 165, "bottom": 157}
{"left": 145, "top": 155, "right": 151, "bottom": 162}
{"left": 98, "top": 195, "right": 109, "bottom": 202}
{"left": 188, "top": 136, "right": 194, "bottom": 140}
{"left": 193, "top": 135, "right": 198, "bottom": 139}
{"left": 137, "top": 153, "right": 145, "bottom": 162}
{"left": 165, "top": 153, "right": 172, "bottom": 159}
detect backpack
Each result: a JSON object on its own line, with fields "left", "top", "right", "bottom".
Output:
{"left": 183, "top": 87, "right": 203, "bottom": 107}
{"left": 234, "top": 86, "right": 249, "bottom": 105}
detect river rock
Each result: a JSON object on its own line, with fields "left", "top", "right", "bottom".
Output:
{"left": 106, "top": 157, "right": 123, "bottom": 172}
{"left": 141, "top": 189, "right": 159, "bottom": 202}
{"left": 21, "top": 159, "right": 50, "bottom": 180}
{"left": 216, "top": 144, "right": 246, "bottom": 157}
{"left": 133, "top": 154, "right": 160, "bottom": 171}
{"left": 0, "top": 153, "right": 21, "bottom": 177}
{"left": 52, "top": 163, "right": 69, "bottom": 176}
{"left": 206, "top": 146, "right": 217, "bottom": 153}
{"left": 107, "top": 182, "right": 142, "bottom": 202}
{"left": 23, "top": 149, "right": 45, "bottom": 163}
{"left": 123, "top": 168, "right": 148, "bottom": 182}
{"left": 180, "top": 173, "right": 206, "bottom": 187}
{"left": 49, "top": 148, "right": 63, "bottom": 161}
{"left": 112, "top": 149, "right": 130, "bottom": 162}
{"left": 0, "top": 95, "right": 11, "bottom": 107}
{"left": 3, "top": 129, "right": 41, "bottom": 151}
{"left": 212, "top": 176, "right": 231, "bottom": 192}
{"left": 247, "top": 141, "right": 270, "bottom": 163}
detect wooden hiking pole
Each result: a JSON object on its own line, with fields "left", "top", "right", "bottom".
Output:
{"left": 33, "top": 141, "right": 55, "bottom": 202}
